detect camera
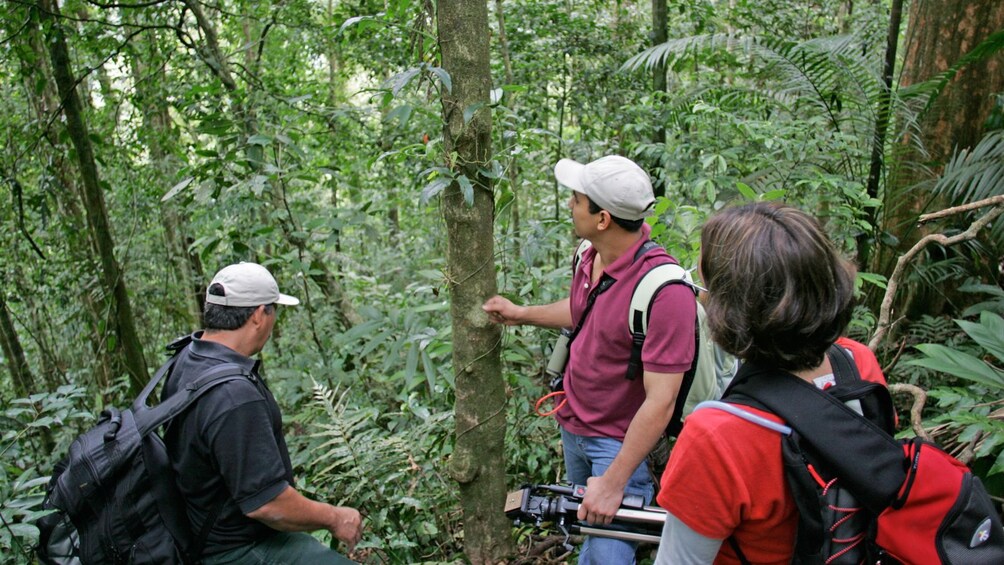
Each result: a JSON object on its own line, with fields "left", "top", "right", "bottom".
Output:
{"left": 545, "top": 329, "right": 572, "bottom": 392}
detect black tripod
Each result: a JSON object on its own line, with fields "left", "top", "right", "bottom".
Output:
{"left": 504, "top": 484, "right": 666, "bottom": 550}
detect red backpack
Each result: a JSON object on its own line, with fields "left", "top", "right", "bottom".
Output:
{"left": 712, "top": 344, "right": 1004, "bottom": 564}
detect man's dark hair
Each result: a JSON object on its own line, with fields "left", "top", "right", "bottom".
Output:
{"left": 699, "top": 202, "right": 855, "bottom": 372}
{"left": 586, "top": 197, "right": 644, "bottom": 232}
{"left": 203, "top": 283, "right": 275, "bottom": 331}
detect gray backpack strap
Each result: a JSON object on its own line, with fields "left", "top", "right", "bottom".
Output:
{"left": 572, "top": 239, "right": 592, "bottom": 272}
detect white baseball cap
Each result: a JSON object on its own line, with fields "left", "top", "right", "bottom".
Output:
{"left": 554, "top": 155, "right": 655, "bottom": 221}
{"left": 205, "top": 262, "right": 300, "bottom": 307}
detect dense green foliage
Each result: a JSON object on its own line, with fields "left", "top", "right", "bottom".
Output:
{"left": 0, "top": 0, "right": 1001, "bottom": 562}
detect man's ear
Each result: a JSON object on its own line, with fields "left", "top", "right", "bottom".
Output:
{"left": 597, "top": 210, "right": 611, "bottom": 231}
{"left": 251, "top": 304, "right": 268, "bottom": 326}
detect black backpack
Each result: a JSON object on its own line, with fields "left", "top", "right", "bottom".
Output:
{"left": 710, "top": 344, "right": 1004, "bottom": 565}
{"left": 37, "top": 336, "right": 249, "bottom": 564}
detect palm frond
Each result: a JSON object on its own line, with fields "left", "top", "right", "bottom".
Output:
{"left": 932, "top": 130, "right": 1004, "bottom": 243}
{"left": 625, "top": 32, "right": 887, "bottom": 137}
{"left": 934, "top": 130, "right": 1004, "bottom": 205}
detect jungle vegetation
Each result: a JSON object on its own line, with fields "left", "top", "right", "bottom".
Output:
{"left": 0, "top": 0, "right": 1002, "bottom": 563}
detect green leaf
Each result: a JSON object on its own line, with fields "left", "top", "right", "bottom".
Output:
{"left": 736, "top": 182, "right": 756, "bottom": 200}
{"left": 907, "top": 344, "right": 1004, "bottom": 388}
{"left": 384, "top": 104, "right": 413, "bottom": 127}
{"left": 463, "top": 102, "right": 485, "bottom": 125}
{"left": 992, "top": 449, "right": 1004, "bottom": 477}
{"left": 390, "top": 68, "right": 421, "bottom": 96}
{"left": 428, "top": 66, "right": 452, "bottom": 93}
{"left": 956, "top": 312, "right": 1004, "bottom": 363}
{"left": 162, "top": 177, "right": 194, "bottom": 202}
{"left": 856, "top": 272, "right": 888, "bottom": 290}
{"left": 420, "top": 178, "right": 452, "bottom": 204}
{"left": 457, "top": 174, "right": 474, "bottom": 205}
{"left": 338, "top": 16, "right": 371, "bottom": 34}
{"left": 247, "top": 135, "right": 272, "bottom": 146}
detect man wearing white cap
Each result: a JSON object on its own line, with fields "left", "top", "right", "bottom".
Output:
{"left": 484, "top": 156, "right": 696, "bottom": 564}
{"left": 163, "top": 262, "right": 362, "bottom": 564}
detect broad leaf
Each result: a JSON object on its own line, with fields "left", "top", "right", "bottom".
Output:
{"left": 162, "top": 177, "right": 194, "bottom": 202}
{"left": 907, "top": 344, "right": 1004, "bottom": 388}
{"left": 955, "top": 312, "right": 1004, "bottom": 364}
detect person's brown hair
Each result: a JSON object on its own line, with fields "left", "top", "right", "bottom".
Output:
{"left": 699, "top": 202, "right": 855, "bottom": 371}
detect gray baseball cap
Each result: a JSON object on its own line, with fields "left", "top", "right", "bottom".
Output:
{"left": 205, "top": 262, "right": 299, "bottom": 307}
{"left": 554, "top": 155, "right": 655, "bottom": 221}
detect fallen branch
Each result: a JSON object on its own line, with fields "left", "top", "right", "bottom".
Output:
{"left": 869, "top": 195, "right": 1004, "bottom": 351}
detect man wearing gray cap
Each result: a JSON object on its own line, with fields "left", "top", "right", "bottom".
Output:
{"left": 484, "top": 156, "right": 696, "bottom": 564}
{"left": 163, "top": 262, "right": 362, "bottom": 564}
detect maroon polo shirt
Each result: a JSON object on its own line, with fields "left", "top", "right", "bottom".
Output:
{"left": 558, "top": 224, "right": 696, "bottom": 440}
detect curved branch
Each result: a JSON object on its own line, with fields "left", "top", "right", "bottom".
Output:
{"left": 869, "top": 195, "right": 1004, "bottom": 351}
{"left": 888, "top": 383, "right": 930, "bottom": 440}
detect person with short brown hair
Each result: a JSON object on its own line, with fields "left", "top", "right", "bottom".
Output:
{"left": 654, "top": 202, "right": 887, "bottom": 564}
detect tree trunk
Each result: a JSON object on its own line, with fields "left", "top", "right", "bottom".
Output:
{"left": 37, "top": 0, "right": 149, "bottom": 391}
{"left": 858, "top": 0, "right": 903, "bottom": 267}
{"left": 18, "top": 9, "right": 117, "bottom": 388}
{"left": 651, "top": 0, "right": 668, "bottom": 198}
{"left": 437, "top": 1, "right": 512, "bottom": 562}
{"left": 873, "top": 0, "right": 1004, "bottom": 319}
{"left": 0, "top": 295, "right": 33, "bottom": 397}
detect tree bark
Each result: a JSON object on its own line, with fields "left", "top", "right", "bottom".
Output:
{"left": 0, "top": 295, "right": 33, "bottom": 397}
{"left": 651, "top": 0, "right": 668, "bottom": 198}
{"left": 873, "top": 0, "right": 1004, "bottom": 318}
{"left": 858, "top": 0, "right": 903, "bottom": 267}
{"left": 437, "top": 1, "right": 512, "bottom": 562}
{"left": 37, "top": 0, "right": 149, "bottom": 391}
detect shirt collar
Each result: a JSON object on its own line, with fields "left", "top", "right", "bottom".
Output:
{"left": 189, "top": 330, "right": 260, "bottom": 373}
{"left": 600, "top": 223, "right": 653, "bottom": 279}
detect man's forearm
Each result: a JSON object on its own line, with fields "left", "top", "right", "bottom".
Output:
{"left": 520, "top": 298, "right": 572, "bottom": 328}
{"left": 603, "top": 398, "right": 675, "bottom": 487}
{"left": 247, "top": 485, "right": 346, "bottom": 533}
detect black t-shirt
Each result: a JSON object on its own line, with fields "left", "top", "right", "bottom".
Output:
{"left": 162, "top": 333, "right": 294, "bottom": 555}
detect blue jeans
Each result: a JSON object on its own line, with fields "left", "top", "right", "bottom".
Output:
{"left": 202, "top": 532, "right": 355, "bottom": 565}
{"left": 561, "top": 427, "right": 655, "bottom": 565}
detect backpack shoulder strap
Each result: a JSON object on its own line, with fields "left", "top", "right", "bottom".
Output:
{"left": 627, "top": 262, "right": 695, "bottom": 335}
{"left": 724, "top": 354, "right": 905, "bottom": 513}
{"left": 572, "top": 239, "right": 592, "bottom": 272}
{"left": 135, "top": 362, "right": 250, "bottom": 437}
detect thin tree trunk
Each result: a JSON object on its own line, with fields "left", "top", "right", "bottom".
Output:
{"left": 0, "top": 295, "right": 33, "bottom": 397}
{"left": 37, "top": 0, "right": 148, "bottom": 391}
{"left": 20, "top": 9, "right": 115, "bottom": 388}
{"left": 858, "top": 0, "right": 903, "bottom": 266}
{"left": 182, "top": 0, "right": 357, "bottom": 331}
{"left": 437, "top": 1, "right": 512, "bottom": 562}
{"left": 651, "top": 0, "right": 668, "bottom": 198}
